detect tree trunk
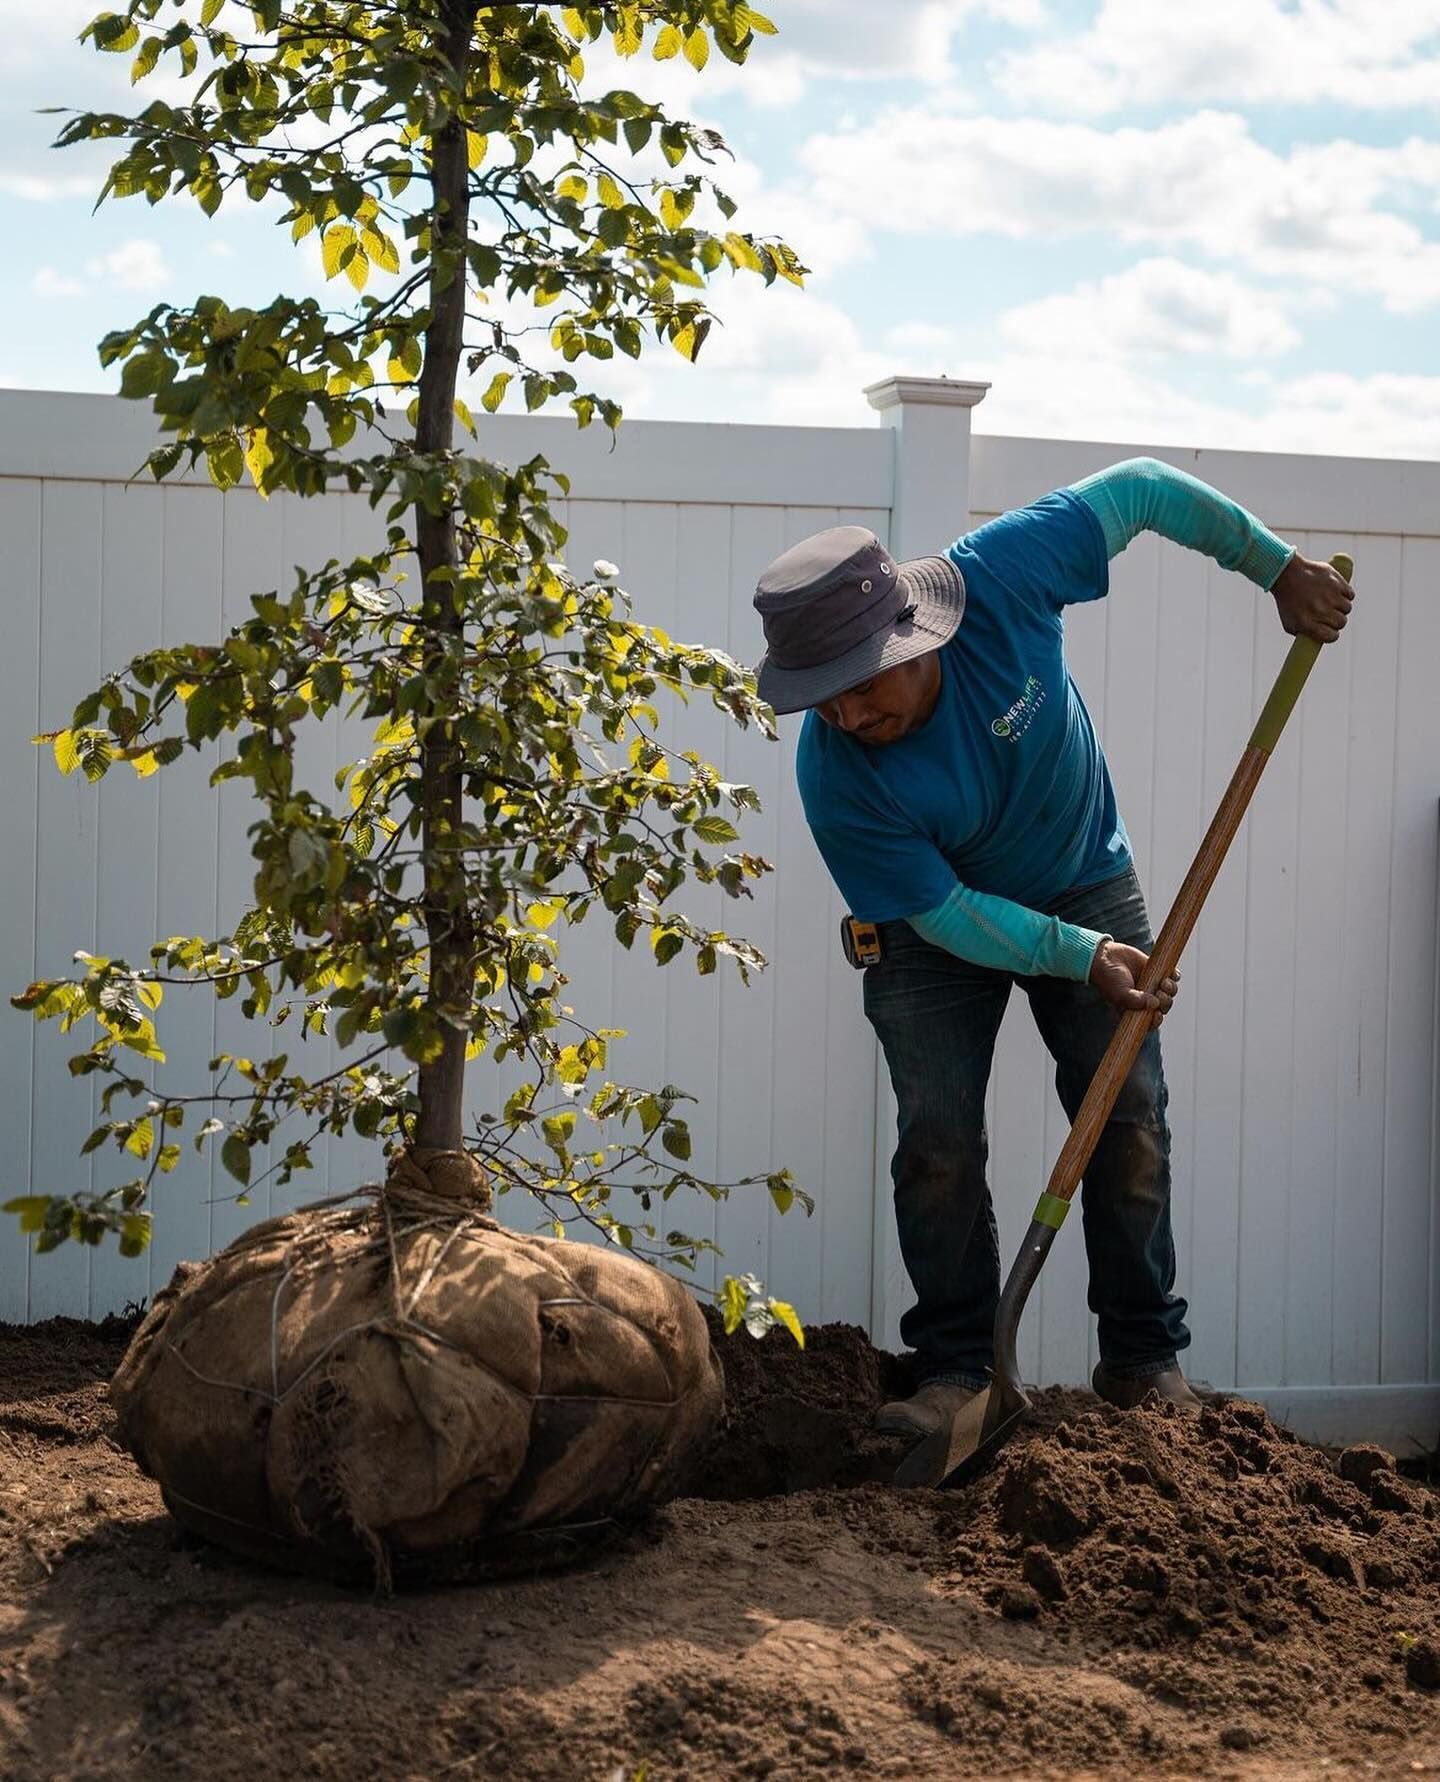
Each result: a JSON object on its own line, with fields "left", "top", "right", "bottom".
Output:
{"left": 413, "top": 1, "right": 478, "bottom": 1152}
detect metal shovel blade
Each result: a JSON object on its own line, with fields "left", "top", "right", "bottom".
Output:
{"left": 893, "top": 1373, "right": 1031, "bottom": 1490}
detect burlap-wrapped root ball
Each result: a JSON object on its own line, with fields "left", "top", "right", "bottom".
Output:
{"left": 109, "top": 1155, "right": 723, "bottom": 1585}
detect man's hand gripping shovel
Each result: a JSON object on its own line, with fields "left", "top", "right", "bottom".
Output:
{"left": 895, "top": 552, "right": 1354, "bottom": 1491}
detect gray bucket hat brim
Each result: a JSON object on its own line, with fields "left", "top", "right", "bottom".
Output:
{"left": 755, "top": 554, "right": 965, "bottom": 715}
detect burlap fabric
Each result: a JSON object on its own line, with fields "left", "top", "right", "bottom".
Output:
{"left": 109, "top": 1155, "right": 722, "bottom": 1586}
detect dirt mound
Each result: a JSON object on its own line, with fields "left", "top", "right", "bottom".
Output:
{"left": 695, "top": 1309, "right": 913, "bottom": 1496}
{"left": 0, "top": 1312, "right": 140, "bottom": 1445}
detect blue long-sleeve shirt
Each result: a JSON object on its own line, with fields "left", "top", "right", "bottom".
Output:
{"left": 796, "top": 458, "right": 1294, "bottom": 979}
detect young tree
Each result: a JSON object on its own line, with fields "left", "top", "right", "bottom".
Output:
{"left": 10, "top": 0, "right": 809, "bottom": 1341}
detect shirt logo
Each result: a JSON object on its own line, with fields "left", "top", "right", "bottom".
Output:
{"left": 991, "top": 675, "right": 1046, "bottom": 741}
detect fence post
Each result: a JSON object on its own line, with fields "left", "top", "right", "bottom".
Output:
{"left": 862, "top": 373, "right": 989, "bottom": 1350}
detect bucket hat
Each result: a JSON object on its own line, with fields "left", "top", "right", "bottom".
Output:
{"left": 752, "top": 525, "right": 964, "bottom": 715}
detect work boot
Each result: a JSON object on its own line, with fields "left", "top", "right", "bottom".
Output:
{"left": 1092, "top": 1361, "right": 1202, "bottom": 1415}
{"left": 875, "top": 1379, "right": 980, "bottom": 1439}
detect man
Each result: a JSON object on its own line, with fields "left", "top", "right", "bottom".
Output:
{"left": 751, "top": 457, "right": 1353, "bottom": 1439}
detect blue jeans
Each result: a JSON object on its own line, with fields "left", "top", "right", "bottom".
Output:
{"left": 863, "top": 867, "right": 1190, "bottom": 1388}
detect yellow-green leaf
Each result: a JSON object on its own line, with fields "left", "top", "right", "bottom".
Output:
{"left": 243, "top": 426, "right": 274, "bottom": 496}
{"left": 321, "top": 222, "right": 357, "bottom": 281}
{"left": 723, "top": 231, "right": 763, "bottom": 272}
{"left": 92, "top": 13, "right": 140, "bottom": 52}
{"left": 719, "top": 1275, "right": 747, "bottom": 1336}
{"left": 740, "top": 5, "right": 778, "bottom": 32}
{"left": 480, "top": 370, "right": 512, "bottom": 413}
{"left": 129, "top": 749, "right": 159, "bottom": 779}
{"left": 557, "top": 173, "right": 588, "bottom": 203}
{"left": 467, "top": 132, "right": 488, "bottom": 170}
{"left": 361, "top": 226, "right": 400, "bottom": 274}
{"left": 597, "top": 171, "right": 624, "bottom": 210}
{"left": 53, "top": 730, "right": 81, "bottom": 777}
{"left": 683, "top": 28, "right": 709, "bottom": 71}
{"left": 344, "top": 246, "right": 370, "bottom": 292}
{"left": 653, "top": 23, "right": 681, "bottom": 59}
{"left": 769, "top": 1299, "right": 805, "bottom": 1348}
{"left": 670, "top": 320, "right": 698, "bottom": 361}
{"left": 526, "top": 899, "right": 562, "bottom": 930}
{"left": 125, "top": 1116, "right": 155, "bottom": 1160}
{"left": 454, "top": 397, "right": 476, "bottom": 435}
{"left": 613, "top": 5, "right": 642, "bottom": 55}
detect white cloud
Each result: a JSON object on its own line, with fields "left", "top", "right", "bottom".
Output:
{"left": 800, "top": 108, "right": 1440, "bottom": 313}
{"left": 577, "top": 0, "right": 1046, "bottom": 109}
{"left": 85, "top": 238, "right": 171, "bottom": 291}
{"left": 992, "top": 0, "right": 1440, "bottom": 115}
{"left": 0, "top": 171, "right": 95, "bottom": 202}
{"left": 967, "top": 353, "right": 1440, "bottom": 460}
{"left": 1000, "top": 258, "right": 1305, "bottom": 360}
{"left": 32, "top": 266, "right": 86, "bottom": 298}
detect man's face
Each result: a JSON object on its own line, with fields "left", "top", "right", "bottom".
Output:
{"left": 814, "top": 652, "right": 941, "bottom": 745}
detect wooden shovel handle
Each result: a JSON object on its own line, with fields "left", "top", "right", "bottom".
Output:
{"left": 1038, "top": 551, "right": 1353, "bottom": 1212}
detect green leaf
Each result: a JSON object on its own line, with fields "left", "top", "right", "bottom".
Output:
{"left": 767, "top": 1172, "right": 795, "bottom": 1215}
{"left": 542, "top": 1111, "right": 576, "bottom": 1153}
{"left": 661, "top": 1119, "right": 691, "bottom": 1161}
{"left": 201, "top": 0, "right": 225, "bottom": 24}
{"left": 693, "top": 815, "right": 739, "bottom": 846}
{"left": 221, "top": 1133, "right": 251, "bottom": 1186}
{"left": 651, "top": 929, "right": 684, "bottom": 966}
{"left": 120, "top": 352, "right": 169, "bottom": 399}
{"left": 769, "top": 1299, "right": 804, "bottom": 1348}
{"left": 118, "top": 1213, "right": 152, "bottom": 1258}
{"left": 91, "top": 12, "right": 140, "bottom": 52}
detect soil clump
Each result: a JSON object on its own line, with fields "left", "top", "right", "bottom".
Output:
{"left": 2, "top": 1307, "right": 1438, "bottom": 1778}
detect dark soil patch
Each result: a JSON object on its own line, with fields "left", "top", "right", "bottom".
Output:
{"left": 693, "top": 1307, "right": 914, "bottom": 1495}
{"left": 2, "top": 1305, "right": 1439, "bottom": 1778}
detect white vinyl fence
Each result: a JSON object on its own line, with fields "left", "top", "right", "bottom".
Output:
{"left": 1, "top": 381, "right": 1437, "bottom": 1453}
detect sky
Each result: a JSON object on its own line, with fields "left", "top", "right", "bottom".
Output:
{"left": 1, "top": 0, "right": 1438, "bottom": 458}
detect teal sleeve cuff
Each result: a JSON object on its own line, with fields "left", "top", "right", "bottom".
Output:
{"left": 909, "top": 883, "right": 1107, "bottom": 982}
{"left": 1072, "top": 456, "right": 1296, "bottom": 591}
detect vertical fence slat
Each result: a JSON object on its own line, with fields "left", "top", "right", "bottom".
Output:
{"left": 90, "top": 482, "right": 165, "bottom": 1317}
{"left": 1188, "top": 559, "right": 1255, "bottom": 1388}
{"left": 28, "top": 483, "right": 104, "bottom": 1321}
{"left": 147, "top": 486, "right": 225, "bottom": 1291}
{"left": 1382, "top": 535, "right": 1440, "bottom": 1385}
{"left": 1332, "top": 532, "right": 1404, "bottom": 1385}
{"left": 1280, "top": 534, "right": 1352, "bottom": 1385}
{"left": 0, "top": 481, "right": 42, "bottom": 1323}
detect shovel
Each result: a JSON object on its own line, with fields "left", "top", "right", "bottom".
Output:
{"left": 894, "top": 552, "right": 1354, "bottom": 1491}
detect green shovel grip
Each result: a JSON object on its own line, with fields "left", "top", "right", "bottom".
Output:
{"left": 1246, "top": 551, "right": 1353, "bottom": 755}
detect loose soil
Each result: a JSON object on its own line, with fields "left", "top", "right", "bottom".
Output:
{"left": 2, "top": 1308, "right": 1438, "bottom": 1780}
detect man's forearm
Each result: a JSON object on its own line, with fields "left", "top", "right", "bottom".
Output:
{"left": 1072, "top": 457, "right": 1294, "bottom": 590}
{"left": 909, "top": 882, "right": 1106, "bottom": 981}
